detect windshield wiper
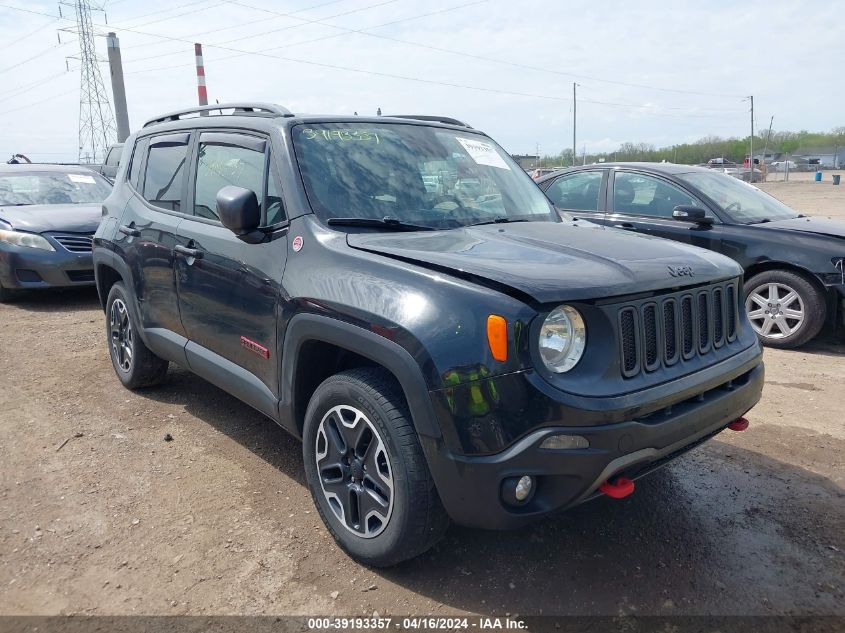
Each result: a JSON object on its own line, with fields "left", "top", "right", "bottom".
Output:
{"left": 326, "top": 216, "right": 435, "bottom": 231}
{"left": 467, "top": 217, "right": 536, "bottom": 227}
{"left": 746, "top": 218, "right": 771, "bottom": 225}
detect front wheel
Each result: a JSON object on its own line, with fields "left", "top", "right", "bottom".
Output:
{"left": 0, "top": 281, "right": 16, "bottom": 303}
{"left": 302, "top": 368, "right": 449, "bottom": 567}
{"left": 744, "top": 270, "right": 826, "bottom": 349}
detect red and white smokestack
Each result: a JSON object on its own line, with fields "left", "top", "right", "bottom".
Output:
{"left": 195, "top": 43, "right": 208, "bottom": 107}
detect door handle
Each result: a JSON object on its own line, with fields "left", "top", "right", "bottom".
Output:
{"left": 119, "top": 224, "right": 140, "bottom": 237}
{"left": 613, "top": 222, "right": 636, "bottom": 230}
{"left": 174, "top": 245, "right": 204, "bottom": 259}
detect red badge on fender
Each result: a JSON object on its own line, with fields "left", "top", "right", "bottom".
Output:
{"left": 292, "top": 235, "right": 303, "bottom": 252}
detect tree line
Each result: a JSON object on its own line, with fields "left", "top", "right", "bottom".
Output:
{"left": 537, "top": 127, "right": 845, "bottom": 167}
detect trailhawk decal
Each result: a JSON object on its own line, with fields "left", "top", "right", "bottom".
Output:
{"left": 240, "top": 336, "right": 270, "bottom": 359}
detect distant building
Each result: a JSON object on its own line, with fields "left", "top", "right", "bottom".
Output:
{"left": 791, "top": 146, "right": 845, "bottom": 169}
{"left": 511, "top": 154, "right": 539, "bottom": 170}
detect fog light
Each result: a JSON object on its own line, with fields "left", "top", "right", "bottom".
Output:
{"left": 539, "top": 434, "right": 589, "bottom": 450}
{"left": 502, "top": 475, "right": 536, "bottom": 506}
{"left": 515, "top": 476, "right": 533, "bottom": 501}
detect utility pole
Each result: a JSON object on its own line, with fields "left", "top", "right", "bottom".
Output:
{"left": 749, "top": 95, "right": 754, "bottom": 180}
{"left": 572, "top": 83, "right": 577, "bottom": 167}
{"left": 61, "top": 0, "right": 116, "bottom": 164}
{"left": 762, "top": 115, "right": 774, "bottom": 161}
{"left": 106, "top": 32, "right": 129, "bottom": 142}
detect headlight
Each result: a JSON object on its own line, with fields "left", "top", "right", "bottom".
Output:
{"left": 538, "top": 305, "right": 586, "bottom": 373}
{"left": 0, "top": 229, "right": 55, "bottom": 251}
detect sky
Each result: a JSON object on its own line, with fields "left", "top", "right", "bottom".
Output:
{"left": 0, "top": 0, "right": 841, "bottom": 163}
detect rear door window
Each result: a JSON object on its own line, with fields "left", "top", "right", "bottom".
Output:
{"left": 545, "top": 171, "right": 603, "bottom": 211}
{"left": 142, "top": 133, "right": 189, "bottom": 212}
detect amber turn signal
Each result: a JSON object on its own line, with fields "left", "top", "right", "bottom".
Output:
{"left": 487, "top": 315, "right": 508, "bottom": 362}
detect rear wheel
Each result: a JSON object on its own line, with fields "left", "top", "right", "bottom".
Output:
{"left": 744, "top": 270, "right": 826, "bottom": 348}
{"left": 302, "top": 367, "right": 449, "bottom": 567}
{"left": 105, "top": 282, "right": 169, "bottom": 388}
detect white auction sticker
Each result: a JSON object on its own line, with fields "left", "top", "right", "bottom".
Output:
{"left": 455, "top": 137, "right": 511, "bottom": 170}
{"left": 68, "top": 173, "right": 96, "bottom": 184}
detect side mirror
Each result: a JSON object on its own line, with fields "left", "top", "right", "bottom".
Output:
{"left": 672, "top": 205, "right": 714, "bottom": 225}
{"left": 216, "top": 186, "right": 263, "bottom": 243}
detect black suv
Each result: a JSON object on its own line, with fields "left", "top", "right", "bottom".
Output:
{"left": 93, "top": 103, "right": 764, "bottom": 566}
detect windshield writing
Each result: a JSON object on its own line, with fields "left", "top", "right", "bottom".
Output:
{"left": 293, "top": 123, "right": 554, "bottom": 230}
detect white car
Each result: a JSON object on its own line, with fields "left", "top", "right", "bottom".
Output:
{"left": 770, "top": 160, "right": 797, "bottom": 172}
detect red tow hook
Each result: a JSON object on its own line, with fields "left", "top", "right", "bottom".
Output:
{"left": 728, "top": 417, "right": 749, "bottom": 431}
{"left": 599, "top": 477, "right": 635, "bottom": 499}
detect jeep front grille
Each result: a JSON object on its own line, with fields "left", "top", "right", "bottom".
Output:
{"left": 618, "top": 281, "right": 739, "bottom": 378}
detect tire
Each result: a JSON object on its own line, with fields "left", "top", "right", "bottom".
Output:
{"left": 0, "top": 281, "right": 15, "bottom": 303}
{"left": 302, "top": 367, "right": 449, "bottom": 567}
{"left": 105, "top": 282, "right": 169, "bottom": 388}
{"left": 744, "top": 270, "right": 826, "bottom": 349}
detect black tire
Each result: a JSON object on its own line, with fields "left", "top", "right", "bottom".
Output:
{"left": 105, "top": 282, "right": 169, "bottom": 388}
{"left": 744, "top": 270, "right": 826, "bottom": 349}
{"left": 0, "top": 281, "right": 16, "bottom": 303}
{"left": 302, "top": 367, "right": 449, "bottom": 567}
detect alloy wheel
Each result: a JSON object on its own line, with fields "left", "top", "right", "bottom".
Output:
{"left": 314, "top": 405, "right": 394, "bottom": 538}
{"left": 109, "top": 298, "right": 134, "bottom": 372}
{"left": 745, "top": 282, "right": 805, "bottom": 339}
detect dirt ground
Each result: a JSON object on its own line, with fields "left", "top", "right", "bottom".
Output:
{"left": 1, "top": 178, "right": 843, "bottom": 618}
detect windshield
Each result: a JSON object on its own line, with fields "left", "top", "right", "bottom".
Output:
{"left": 293, "top": 122, "right": 555, "bottom": 229}
{"left": 0, "top": 171, "right": 112, "bottom": 206}
{"left": 679, "top": 171, "right": 799, "bottom": 223}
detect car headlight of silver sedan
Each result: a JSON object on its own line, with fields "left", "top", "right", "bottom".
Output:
{"left": 0, "top": 229, "right": 55, "bottom": 251}
{"left": 538, "top": 305, "right": 586, "bottom": 373}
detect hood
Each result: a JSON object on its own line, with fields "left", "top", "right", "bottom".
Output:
{"left": 347, "top": 221, "right": 740, "bottom": 303}
{"left": 756, "top": 216, "right": 845, "bottom": 240}
{"left": 0, "top": 203, "right": 102, "bottom": 234}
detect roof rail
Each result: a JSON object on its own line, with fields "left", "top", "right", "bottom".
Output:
{"left": 386, "top": 114, "right": 473, "bottom": 129}
{"left": 143, "top": 102, "right": 293, "bottom": 128}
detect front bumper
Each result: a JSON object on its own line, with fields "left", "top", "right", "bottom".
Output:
{"left": 0, "top": 243, "right": 94, "bottom": 289}
{"left": 422, "top": 360, "right": 764, "bottom": 529}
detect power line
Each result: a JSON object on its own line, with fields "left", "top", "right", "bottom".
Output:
{"left": 0, "top": 87, "right": 77, "bottom": 116}
{"left": 123, "top": 0, "right": 395, "bottom": 62}
{"left": 0, "top": 19, "right": 57, "bottom": 52}
{"left": 223, "top": 0, "right": 744, "bottom": 99}
{"left": 120, "top": 0, "right": 228, "bottom": 31}
{"left": 108, "top": 0, "right": 214, "bottom": 28}
{"left": 125, "top": 0, "right": 476, "bottom": 67}
{"left": 124, "top": 0, "right": 745, "bottom": 101}
{"left": 0, "top": 70, "right": 70, "bottom": 105}
{"left": 215, "top": 0, "right": 400, "bottom": 46}
{"left": 0, "top": 1, "right": 751, "bottom": 114}
{"left": 120, "top": 0, "right": 350, "bottom": 50}
{"left": 0, "top": 41, "right": 72, "bottom": 75}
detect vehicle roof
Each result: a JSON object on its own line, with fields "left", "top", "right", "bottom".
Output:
{"left": 137, "top": 112, "right": 486, "bottom": 138}
{"left": 0, "top": 163, "right": 101, "bottom": 174}
{"left": 535, "top": 162, "right": 712, "bottom": 183}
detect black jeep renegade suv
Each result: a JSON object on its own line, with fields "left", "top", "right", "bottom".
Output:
{"left": 93, "top": 103, "right": 764, "bottom": 566}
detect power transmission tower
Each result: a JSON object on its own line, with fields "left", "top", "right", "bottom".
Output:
{"left": 60, "top": 0, "right": 116, "bottom": 164}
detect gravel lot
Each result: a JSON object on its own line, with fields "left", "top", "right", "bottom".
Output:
{"left": 1, "top": 176, "right": 843, "bottom": 618}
